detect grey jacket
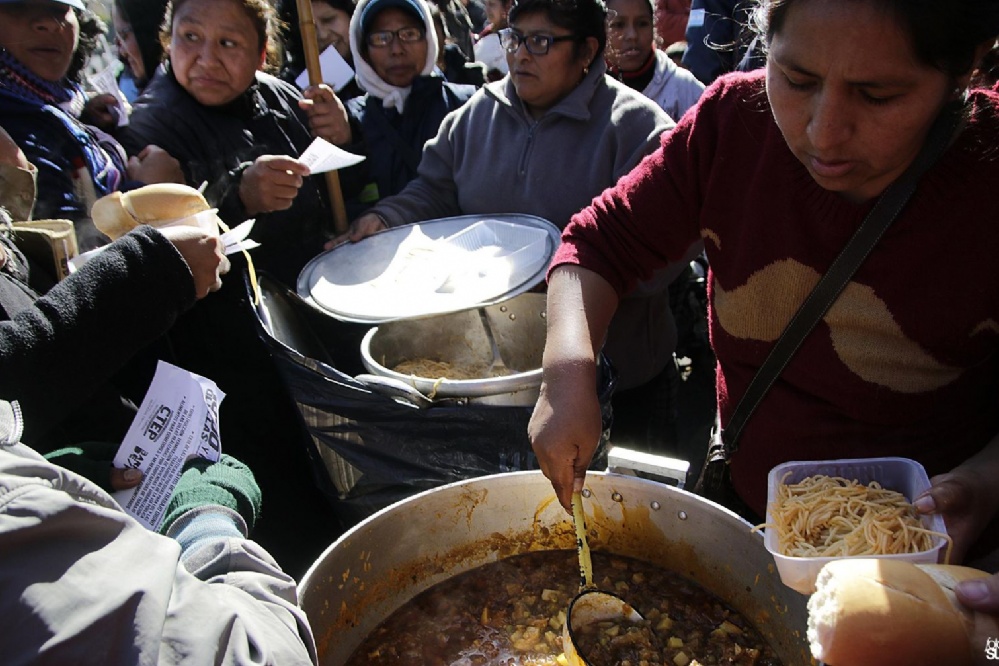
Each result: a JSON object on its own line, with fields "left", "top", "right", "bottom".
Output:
{"left": 642, "top": 49, "right": 706, "bottom": 124}
{"left": 371, "top": 61, "right": 697, "bottom": 388}
{"left": 0, "top": 401, "right": 317, "bottom": 665}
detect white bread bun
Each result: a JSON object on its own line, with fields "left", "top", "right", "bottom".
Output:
{"left": 808, "top": 559, "right": 999, "bottom": 665}
{"left": 92, "top": 184, "right": 210, "bottom": 240}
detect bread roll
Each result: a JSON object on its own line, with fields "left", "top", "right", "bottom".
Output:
{"left": 808, "top": 559, "right": 999, "bottom": 665}
{"left": 92, "top": 184, "right": 210, "bottom": 240}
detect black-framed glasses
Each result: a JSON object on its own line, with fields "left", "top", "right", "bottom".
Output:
{"left": 366, "top": 26, "right": 425, "bottom": 48}
{"left": 498, "top": 28, "right": 579, "bottom": 55}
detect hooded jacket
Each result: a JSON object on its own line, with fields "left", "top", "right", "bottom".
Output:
{"left": 0, "top": 400, "right": 317, "bottom": 665}
{"left": 341, "top": 0, "right": 476, "bottom": 204}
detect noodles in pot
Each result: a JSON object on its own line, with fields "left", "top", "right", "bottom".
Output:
{"left": 391, "top": 358, "right": 512, "bottom": 380}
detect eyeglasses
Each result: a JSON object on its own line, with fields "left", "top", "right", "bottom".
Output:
{"left": 498, "top": 28, "right": 579, "bottom": 56}
{"left": 366, "top": 26, "right": 425, "bottom": 48}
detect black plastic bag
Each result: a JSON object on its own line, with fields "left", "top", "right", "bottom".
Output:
{"left": 250, "top": 274, "right": 614, "bottom": 529}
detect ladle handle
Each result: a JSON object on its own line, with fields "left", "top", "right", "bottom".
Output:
{"left": 572, "top": 490, "right": 593, "bottom": 590}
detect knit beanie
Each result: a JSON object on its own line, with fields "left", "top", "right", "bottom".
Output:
{"left": 159, "top": 454, "right": 262, "bottom": 534}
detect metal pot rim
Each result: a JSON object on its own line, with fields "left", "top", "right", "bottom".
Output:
{"left": 359, "top": 326, "right": 543, "bottom": 397}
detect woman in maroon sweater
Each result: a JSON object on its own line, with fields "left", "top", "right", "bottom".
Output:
{"left": 530, "top": 0, "right": 999, "bottom": 607}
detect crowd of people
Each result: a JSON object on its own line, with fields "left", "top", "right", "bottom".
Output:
{"left": 2, "top": 0, "right": 999, "bottom": 661}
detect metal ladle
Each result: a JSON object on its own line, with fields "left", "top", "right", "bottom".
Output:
{"left": 562, "top": 490, "right": 655, "bottom": 666}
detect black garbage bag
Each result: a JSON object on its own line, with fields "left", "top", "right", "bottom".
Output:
{"left": 249, "top": 273, "right": 614, "bottom": 529}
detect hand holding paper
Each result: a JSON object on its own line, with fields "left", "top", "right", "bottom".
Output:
{"left": 113, "top": 362, "right": 225, "bottom": 531}
{"left": 88, "top": 65, "right": 131, "bottom": 127}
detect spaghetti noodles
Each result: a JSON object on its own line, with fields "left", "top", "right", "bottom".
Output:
{"left": 758, "top": 474, "right": 952, "bottom": 561}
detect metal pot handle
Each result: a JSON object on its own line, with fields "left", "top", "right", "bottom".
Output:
{"left": 355, "top": 374, "right": 434, "bottom": 409}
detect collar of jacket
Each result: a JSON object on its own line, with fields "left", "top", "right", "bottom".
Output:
{"left": 486, "top": 58, "right": 608, "bottom": 123}
{"left": 164, "top": 63, "right": 281, "bottom": 121}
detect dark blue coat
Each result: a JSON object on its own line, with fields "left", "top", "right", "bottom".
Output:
{"left": 344, "top": 75, "right": 475, "bottom": 204}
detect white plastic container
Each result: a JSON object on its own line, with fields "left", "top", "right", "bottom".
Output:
{"left": 763, "top": 457, "right": 948, "bottom": 595}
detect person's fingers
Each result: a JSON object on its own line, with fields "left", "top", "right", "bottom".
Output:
{"left": 109, "top": 466, "right": 143, "bottom": 491}
{"left": 956, "top": 575, "right": 999, "bottom": 613}
{"left": 137, "top": 144, "right": 155, "bottom": 159}
{"left": 260, "top": 155, "right": 310, "bottom": 176}
{"left": 915, "top": 475, "right": 975, "bottom": 514}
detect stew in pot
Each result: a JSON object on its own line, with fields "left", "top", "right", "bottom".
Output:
{"left": 345, "top": 549, "right": 782, "bottom": 666}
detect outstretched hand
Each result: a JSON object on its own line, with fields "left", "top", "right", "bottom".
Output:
{"left": 239, "top": 155, "right": 311, "bottom": 215}
{"left": 157, "top": 225, "right": 230, "bottom": 298}
{"left": 915, "top": 456, "right": 999, "bottom": 612}
{"left": 528, "top": 364, "right": 603, "bottom": 513}
{"left": 82, "top": 93, "right": 123, "bottom": 132}
{"left": 325, "top": 212, "right": 387, "bottom": 249}
{"left": 127, "top": 145, "right": 184, "bottom": 184}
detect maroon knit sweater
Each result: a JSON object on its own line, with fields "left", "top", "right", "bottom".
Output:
{"left": 555, "top": 71, "right": 999, "bottom": 516}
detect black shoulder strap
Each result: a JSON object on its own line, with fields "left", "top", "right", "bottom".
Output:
{"left": 718, "top": 100, "right": 966, "bottom": 457}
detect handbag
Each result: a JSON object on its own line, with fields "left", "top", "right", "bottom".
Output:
{"left": 693, "top": 100, "right": 966, "bottom": 511}
{"left": 11, "top": 219, "right": 79, "bottom": 283}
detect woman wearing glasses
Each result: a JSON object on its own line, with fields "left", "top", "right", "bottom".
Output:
{"left": 336, "top": 0, "right": 477, "bottom": 206}
{"left": 338, "top": 0, "right": 697, "bottom": 452}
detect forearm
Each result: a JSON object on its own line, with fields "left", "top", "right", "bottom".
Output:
{"left": 0, "top": 228, "right": 195, "bottom": 441}
{"left": 543, "top": 265, "right": 619, "bottom": 377}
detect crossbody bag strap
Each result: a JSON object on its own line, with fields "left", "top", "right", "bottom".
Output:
{"left": 717, "top": 100, "right": 966, "bottom": 459}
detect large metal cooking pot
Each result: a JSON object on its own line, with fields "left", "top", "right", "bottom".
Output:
{"left": 360, "top": 293, "right": 546, "bottom": 406}
{"left": 299, "top": 471, "right": 812, "bottom": 665}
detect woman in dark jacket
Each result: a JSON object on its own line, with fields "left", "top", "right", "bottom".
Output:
{"left": 123, "top": 0, "right": 347, "bottom": 284}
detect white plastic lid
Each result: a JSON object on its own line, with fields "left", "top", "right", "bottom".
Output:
{"left": 297, "top": 214, "right": 561, "bottom": 323}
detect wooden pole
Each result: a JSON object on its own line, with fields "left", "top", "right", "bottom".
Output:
{"left": 297, "top": 0, "right": 350, "bottom": 235}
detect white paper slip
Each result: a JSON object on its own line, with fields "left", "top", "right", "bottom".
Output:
{"left": 88, "top": 65, "right": 131, "bottom": 127}
{"left": 295, "top": 45, "right": 355, "bottom": 92}
{"left": 221, "top": 218, "right": 261, "bottom": 254}
{"left": 113, "top": 361, "right": 225, "bottom": 531}
{"left": 299, "top": 136, "right": 365, "bottom": 173}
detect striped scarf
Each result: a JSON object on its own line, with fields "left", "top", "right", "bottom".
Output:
{"left": 0, "top": 48, "right": 126, "bottom": 197}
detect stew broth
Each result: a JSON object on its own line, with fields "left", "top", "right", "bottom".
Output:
{"left": 345, "top": 550, "right": 782, "bottom": 666}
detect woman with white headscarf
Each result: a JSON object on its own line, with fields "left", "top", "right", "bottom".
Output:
{"left": 340, "top": 0, "right": 477, "bottom": 203}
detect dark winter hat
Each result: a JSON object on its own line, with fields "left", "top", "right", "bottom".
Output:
{"left": 359, "top": 0, "right": 425, "bottom": 34}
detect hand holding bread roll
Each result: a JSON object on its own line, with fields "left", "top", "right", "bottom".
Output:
{"left": 808, "top": 559, "right": 999, "bottom": 665}
{"left": 91, "top": 184, "right": 212, "bottom": 240}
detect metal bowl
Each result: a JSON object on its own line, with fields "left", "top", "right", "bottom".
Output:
{"left": 360, "top": 293, "right": 546, "bottom": 406}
